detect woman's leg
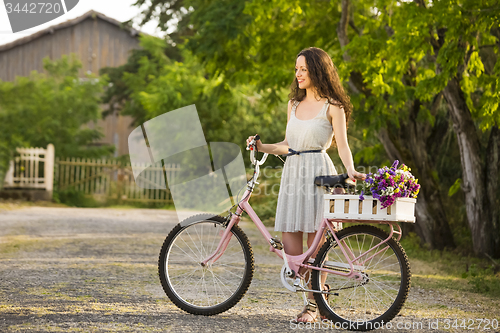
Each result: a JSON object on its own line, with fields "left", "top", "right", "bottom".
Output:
{"left": 283, "top": 231, "right": 317, "bottom": 323}
{"left": 306, "top": 231, "right": 325, "bottom": 258}
{"left": 305, "top": 231, "right": 327, "bottom": 300}
{"left": 282, "top": 231, "right": 303, "bottom": 256}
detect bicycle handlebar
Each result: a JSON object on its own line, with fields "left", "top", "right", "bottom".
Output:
{"left": 246, "top": 134, "right": 260, "bottom": 151}
{"left": 246, "top": 134, "right": 268, "bottom": 166}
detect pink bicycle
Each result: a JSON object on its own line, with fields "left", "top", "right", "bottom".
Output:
{"left": 158, "top": 136, "right": 411, "bottom": 331}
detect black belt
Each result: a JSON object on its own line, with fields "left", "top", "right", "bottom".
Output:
{"left": 282, "top": 148, "right": 326, "bottom": 157}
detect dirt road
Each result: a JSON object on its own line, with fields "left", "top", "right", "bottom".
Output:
{"left": 0, "top": 206, "right": 497, "bottom": 332}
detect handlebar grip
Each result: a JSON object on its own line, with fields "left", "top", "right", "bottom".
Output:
{"left": 254, "top": 134, "right": 260, "bottom": 152}
{"left": 314, "top": 173, "right": 356, "bottom": 189}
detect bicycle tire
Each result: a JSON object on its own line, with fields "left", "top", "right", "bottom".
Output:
{"left": 312, "top": 225, "right": 411, "bottom": 331}
{"left": 158, "top": 214, "right": 254, "bottom": 315}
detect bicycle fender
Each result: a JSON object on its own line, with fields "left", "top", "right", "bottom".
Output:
{"left": 179, "top": 213, "right": 225, "bottom": 227}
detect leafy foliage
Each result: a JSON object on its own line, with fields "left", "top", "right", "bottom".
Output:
{"left": 100, "top": 35, "right": 290, "bottom": 167}
{"left": 121, "top": 0, "right": 500, "bottom": 254}
{"left": 0, "top": 55, "right": 113, "bottom": 158}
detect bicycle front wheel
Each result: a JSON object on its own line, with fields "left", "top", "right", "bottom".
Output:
{"left": 158, "top": 214, "right": 254, "bottom": 315}
{"left": 312, "top": 225, "right": 411, "bottom": 331}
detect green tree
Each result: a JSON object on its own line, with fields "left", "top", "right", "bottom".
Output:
{"left": 100, "top": 35, "right": 289, "bottom": 167}
{"left": 0, "top": 55, "right": 113, "bottom": 189}
{"left": 336, "top": 0, "right": 500, "bottom": 257}
{"left": 133, "top": 0, "right": 500, "bottom": 256}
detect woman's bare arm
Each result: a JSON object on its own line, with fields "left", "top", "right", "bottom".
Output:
{"left": 329, "top": 104, "right": 366, "bottom": 181}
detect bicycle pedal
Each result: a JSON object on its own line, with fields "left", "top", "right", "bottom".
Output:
{"left": 270, "top": 237, "right": 283, "bottom": 250}
{"left": 321, "top": 289, "right": 339, "bottom": 297}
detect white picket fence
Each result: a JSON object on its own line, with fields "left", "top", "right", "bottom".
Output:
{"left": 55, "top": 157, "right": 179, "bottom": 203}
{"left": 3, "top": 144, "right": 55, "bottom": 195}
{"left": 2, "top": 145, "right": 179, "bottom": 203}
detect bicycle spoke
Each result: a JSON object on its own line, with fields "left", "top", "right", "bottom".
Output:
{"left": 364, "top": 285, "right": 385, "bottom": 315}
{"left": 369, "top": 245, "right": 391, "bottom": 269}
{"left": 187, "top": 227, "right": 204, "bottom": 260}
{"left": 178, "top": 234, "right": 203, "bottom": 261}
{"left": 170, "top": 267, "right": 202, "bottom": 287}
{"left": 172, "top": 242, "right": 200, "bottom": 263}
{"left": 365, "top": 254, "right": 398, "bottom": 271}
{"left": 369, "top": 277, "right": 401, "bottom": 293}
{"left": 217, "top": 263, "right": 246, "bottom": 270}
{"left": 212, "top": 272, "right": 237, "bottom": 296}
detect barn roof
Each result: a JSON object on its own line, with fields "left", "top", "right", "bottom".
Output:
{"left": 0, "top": 10, "right": 142, "bottom": 52}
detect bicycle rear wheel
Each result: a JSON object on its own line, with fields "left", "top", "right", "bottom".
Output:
{"left": 312, "top": 225, "right": 411, "bottom": 331}
{"left": 158, "top": 214, "right": 254, "bottom": 315}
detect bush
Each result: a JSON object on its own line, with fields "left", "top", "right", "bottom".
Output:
{"left": 462, "top": 264, "right": 500, "bottom": 296}
{"left": 54, "top": 188, "right": 100, "bottom": 207}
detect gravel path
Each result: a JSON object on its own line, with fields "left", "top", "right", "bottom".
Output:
{"left": 0, "top": 206, "right": 498, "bottom": 332}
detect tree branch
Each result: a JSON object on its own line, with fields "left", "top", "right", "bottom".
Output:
{"left": 377, "top": 127, "right": 404, "bottom": 163}
{"left": 464, "top": 32, "right": 479, "bottom": 68}
{"left": 430, "top": 27, "right": 447, "bottom": 55}
{"left": 336, "top": 0, "right": 368, "bottom": 95}
{"left": 430, "top": 92, "right": 443, "bottom": 117}
{"left": 337, "top": 0, "right": 350, "bottom": 54}
{"left": 479, "top": 44, "right": 498, "bottom": 49}
{"left": 413, "top": 0, "right": 427, "bottom": 9}
{"left": 349, "top": 19, "right": 361, "bottom": 36}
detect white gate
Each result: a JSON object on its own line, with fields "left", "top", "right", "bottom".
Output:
{"left": 3, "top": 144, "right": 55, "bottom": 197}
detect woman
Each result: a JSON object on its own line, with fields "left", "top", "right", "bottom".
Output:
{"left": 246, "top": 47, "right": 365, "bottom": 323}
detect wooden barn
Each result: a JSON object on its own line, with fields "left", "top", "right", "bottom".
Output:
{"left": 0, "top": 10, "right": 142, "bottom": 156}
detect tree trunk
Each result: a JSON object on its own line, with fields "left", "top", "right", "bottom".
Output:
{"left": 337, "top": 0, "right": 365, "bottom": 95}
{"left": 402, "top": 100, "right": 455, "bottom": 249}
{"left": 378, "top": 123, "right": 455, "bottom": 249}
{"left": 485, "top": 125, "right": 500, "bottom": 258}
{"left": 442, "top": 76, "right": 496, "bottom": 257}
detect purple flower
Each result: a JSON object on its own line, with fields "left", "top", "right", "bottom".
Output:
{"left": 358, "top": 162, "right": 419, "bottom": 209}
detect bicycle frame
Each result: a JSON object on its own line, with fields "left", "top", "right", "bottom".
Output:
{"left": 200, "top": 147, "right": 404, "bottom": 287}
{"left": 200, "top": 187, "right": 403, "bottom": 282}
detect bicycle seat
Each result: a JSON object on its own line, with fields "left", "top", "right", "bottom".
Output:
{"left": 314, "top": 174, "right": 349, "bottom": 187}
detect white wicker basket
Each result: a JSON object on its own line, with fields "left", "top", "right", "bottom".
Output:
{"left": 323, "top": 194, "right": 416, "bottom": 223}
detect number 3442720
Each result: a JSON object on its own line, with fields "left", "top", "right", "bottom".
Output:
{"left": 5, "top": 3, "right": 63, "bottom": 14}
{"left": 443, "top": 318, "right": 499, "bottom": 330}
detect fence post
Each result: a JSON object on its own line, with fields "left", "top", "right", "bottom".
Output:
{"left": 3, "top": 160, "right": 14, "bottom": 187}
{"left": 44, "top": 144, "right": 55, "bottom": 198}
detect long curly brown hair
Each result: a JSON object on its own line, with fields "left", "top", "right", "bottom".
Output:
{"left": 288, "top": 47, "right": 352, "bottom": 124}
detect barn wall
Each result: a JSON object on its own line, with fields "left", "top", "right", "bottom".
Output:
{"left": 0, "top": 17, "right": 140, "bottom": 81}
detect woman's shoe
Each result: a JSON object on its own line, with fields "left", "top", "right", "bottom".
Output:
{"left": 291, "top": 300, "right": 318, "bottom": 323}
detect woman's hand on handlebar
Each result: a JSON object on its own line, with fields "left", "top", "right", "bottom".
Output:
{"left": 246, "top": 134, "right": 262, "bottom": 151}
